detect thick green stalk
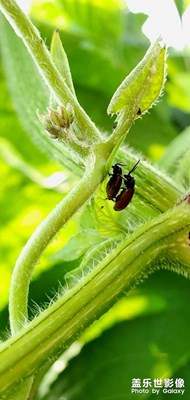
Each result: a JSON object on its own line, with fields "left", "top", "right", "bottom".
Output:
{"left": 0, "top": 202, "right": 190, "bottom": 398}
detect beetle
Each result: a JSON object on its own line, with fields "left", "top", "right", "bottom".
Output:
{"left": 106, "top": 163, "right": 125, "bottom": 200}
{"left": 113, "top": 160, "right": 140, "bottom": 211}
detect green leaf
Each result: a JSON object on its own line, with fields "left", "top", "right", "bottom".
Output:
{"left": 108, "top": 38, "right": 167, "bottom": 116}
{"left": 51, "top": 231, "right": 102, "bottom": 262}
{"left": 50, "top": 30, "right": 76, "bottom": 97}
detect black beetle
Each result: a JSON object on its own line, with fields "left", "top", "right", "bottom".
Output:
{"left": 106, "top": 163, "right": 125, "bottom": 200}
{"left": 114, "top": 160, "right": 140, "bottom": 211}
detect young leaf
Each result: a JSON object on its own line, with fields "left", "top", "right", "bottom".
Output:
{"left": 50, "top": 30, "right": 76, "bottom": 97}
{"left": 108, "top": 37, "right": 167, "bottom": 117}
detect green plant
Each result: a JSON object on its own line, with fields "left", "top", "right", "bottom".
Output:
{"left": 0, "top": 1, "right": 190, "bottom": 399}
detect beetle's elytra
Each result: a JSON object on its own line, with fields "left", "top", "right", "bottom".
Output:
{"left": 114, "top": 160, "right": 140, "bottom": 211}
{"left": 106, "top": 163, "right": 125, "bottom": 200}
{"left": 106, "top": 160, "right": 140, "bottom": 211}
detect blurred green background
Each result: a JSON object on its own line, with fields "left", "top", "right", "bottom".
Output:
{"left": 1, "top": 1, "right": 190, "bottom": 399}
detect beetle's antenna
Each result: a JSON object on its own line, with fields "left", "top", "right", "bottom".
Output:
{"left": 128, "top": 160, "right": 140, "bottom": 175}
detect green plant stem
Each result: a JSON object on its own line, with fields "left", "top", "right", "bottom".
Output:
{"left": 107, "top": 111, "right": 134, "bottom": 152}
{"left": 9, "top": 151, "right": 106, "bottom": 335}
{"left": 1, "top": 202, "right": 190, "bottom": 398}
{"left": 0, "top": 0, "right": 101, "bottom": 143}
